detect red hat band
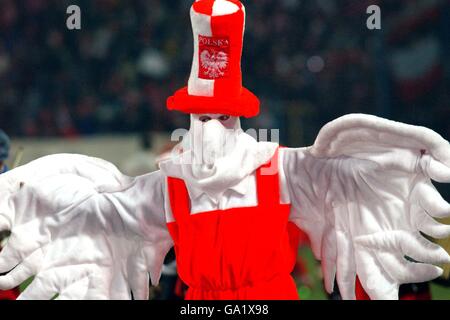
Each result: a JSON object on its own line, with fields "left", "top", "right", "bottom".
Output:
{"left": 167, "top": 0, "right": 260, "bottom": 118}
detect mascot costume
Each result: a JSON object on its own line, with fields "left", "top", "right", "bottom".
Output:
{"left": 0, "top": 0, "right": 450, "bottom": 300}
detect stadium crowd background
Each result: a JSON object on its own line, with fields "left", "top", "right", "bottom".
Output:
{"left": 0, "top": 0, "right": 449, "bottom": 299}
{"left": 0, "top": 0, "right": 449, "bottom": 147}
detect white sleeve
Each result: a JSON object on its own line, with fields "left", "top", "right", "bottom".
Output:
{"left": 280, "top": 147, "right": 322, "bottom": 231}
{"left": 99, "top": 170, "right": 174, "bottom": 286}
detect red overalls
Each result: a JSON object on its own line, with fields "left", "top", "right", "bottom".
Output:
{"left": 166, "top": 149, "right": 301, "bottom": 300}
{"left": 0, "top": 251, "right": 19, "bottom": 300}
{"left": 0, "top": 288, "right": 19, "bottom": 300}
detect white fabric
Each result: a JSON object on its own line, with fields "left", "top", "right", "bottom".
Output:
{"left": 159, "top": 115, "right": 278, "bottom": 205}
{"left": 187, "top": 114, "right": 241, "bottom": 166}
{"left": 163, "top": 157, "right": 292, "bottom": 219}
{"left": 0, "top": 155, "right": 173, "bottom": 300}
{"left": 162, "top": 130, "right": 291, "bottom": 219}
{"left": 282, "top": 114, "right": 450, "bottom": 300}
{"left": 212, "top": 0, "right": 240, "bottom": 16}
{"left": 161, "top": 114, "right": 277, "bottom": 218}
{"left": 164, "top": 173, "right": 258, "bottom": 221}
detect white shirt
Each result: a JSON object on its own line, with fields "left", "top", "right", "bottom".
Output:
{"left": 162, "top": 148, "right": 292, "bottom": 222}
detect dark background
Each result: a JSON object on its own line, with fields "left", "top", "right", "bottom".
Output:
{"left": 0, "top": 0, "right": 448, "bottom": 145}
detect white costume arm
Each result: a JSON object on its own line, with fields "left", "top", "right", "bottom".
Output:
{"left": 0, "top": 154, "right": 172, "bottom": 300}
{"left": 282, "top": 114, "right": 450, "bottom": 300}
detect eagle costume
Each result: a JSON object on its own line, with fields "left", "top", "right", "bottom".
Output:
{"left": 0, "top": 0, "right": 449, "bottom": 300}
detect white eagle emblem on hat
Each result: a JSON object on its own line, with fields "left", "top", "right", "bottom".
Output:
{"left": 200, "top": 50, "right": 229, "bottom": 79}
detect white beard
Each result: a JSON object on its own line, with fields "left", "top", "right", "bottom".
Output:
{"left": 159, "top": 115, "right": 278, "bottom": 202}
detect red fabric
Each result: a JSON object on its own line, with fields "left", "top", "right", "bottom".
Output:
{"left": 166, "top": 148, "right": 300, "bottom": 300}
{"left": 355, "top": 277, "right": 370, "bottom": 300}
{"left": 167, "top": 0, "right": 260, "bottom": 118}
{"left": 167, "top": 86, "right": 260, "bottom": 118}
{"left": 0, "top": 288, "right": 20, "bottom": 300}
{"left": 198, "top": 35, "right": 231, "bottom": 80}
{"left": 192, "top": 0, "right": 214, "bottom": 15}
{"left": 210, "top": 6, "right": 245, "bottom": 99}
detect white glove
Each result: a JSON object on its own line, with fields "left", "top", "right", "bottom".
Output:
{"left": 283, "top": 114, "right": 450, "bottom": 299}
{"left": 0, "top": 154, "right": 172, "bottom": 299}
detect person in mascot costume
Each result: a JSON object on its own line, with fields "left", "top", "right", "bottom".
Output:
{"left": 0, "top": 0, "right": 450, "bottom": 300}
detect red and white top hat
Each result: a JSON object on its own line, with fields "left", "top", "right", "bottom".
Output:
{"left": 166, "top": 0, "right": 260, "bottom": 118}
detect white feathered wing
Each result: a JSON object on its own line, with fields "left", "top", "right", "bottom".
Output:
{"left": 283, "top": 114, "right": 450, "bottom": 299}
{"left": 0, "top": 154, "right": 172, "bottom": 299}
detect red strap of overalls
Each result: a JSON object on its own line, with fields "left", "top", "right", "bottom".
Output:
{"left": 167, "top": 177, "right": 191, "bottom": 224}
{"left": 167, "top": 147, "right": 281, "bottom": 221}
{"left": 256, "top": 147, "right": 280, "bottom": 207}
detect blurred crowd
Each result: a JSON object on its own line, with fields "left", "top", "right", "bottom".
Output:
{"left": 0, "top": 0, "right": 448, "bottom": 146}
